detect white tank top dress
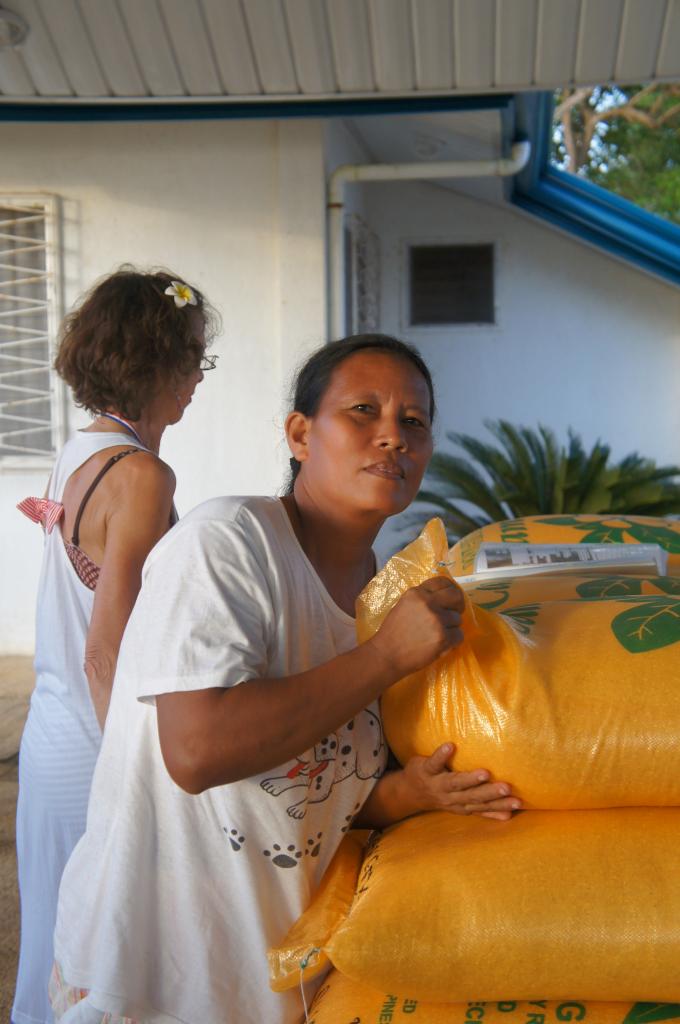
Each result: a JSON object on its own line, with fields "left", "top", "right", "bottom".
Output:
{"left": 12, "top": 431, "right": 148, "bottom": 1024}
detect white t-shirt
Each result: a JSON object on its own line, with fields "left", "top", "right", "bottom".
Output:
{"left": 54, "top": 496, "right": 387, "bottom": 1024}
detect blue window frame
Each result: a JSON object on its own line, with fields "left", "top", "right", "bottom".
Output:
{"left": 511, "top": 92, "right": 680, "bottom": 289}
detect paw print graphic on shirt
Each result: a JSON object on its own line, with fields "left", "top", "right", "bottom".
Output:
{"left": 341, "top": 802, "right": 362, "bottom": 832}
{"left": 263, "top": 832, "right": 323, "bottom": 869}
{"left": 263, "top": 843, "right": 302, "bottom": 868}
{"left": 305, "top": 832, "right": 323, "bottom": 857}
{"left": 223, "top": 827, "right": 245, "bottom": 852}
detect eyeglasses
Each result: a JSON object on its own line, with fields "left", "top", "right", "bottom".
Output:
{"left": 199, "top": 354, "right": 219, "bottom": 372}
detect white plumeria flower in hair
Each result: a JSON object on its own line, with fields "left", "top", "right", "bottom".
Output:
{"left": 165, "top": 280, "right": 197, "bottom": 308}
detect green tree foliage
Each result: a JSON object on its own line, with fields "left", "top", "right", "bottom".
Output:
{"left": 410, "top": 420, "right": 680, "bottom": 541}
{"left": 552, "top": 84, "right": 680, "bottom": 224}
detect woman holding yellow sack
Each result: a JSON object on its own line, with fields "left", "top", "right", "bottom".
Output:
{"left": 50, "top": 335, "right": 519, "bottom": 1024}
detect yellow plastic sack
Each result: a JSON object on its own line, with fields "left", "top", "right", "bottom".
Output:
{"left": 448, "top": 514, "right": 680, "bottom": 577}
{"left": 268, "top": 830, "right": 368, "bottom": 992}
{"left": 463, "top": 570, "right": 680, "bottom": 610}
{"left": 308, "top": 970, "right": 675, "bottom": 1024}
{"left": 323, "top": 810, "right": 680, "bottom": 1002}
{"left": 356, "top": 519, "right": 680, "bottom": 809}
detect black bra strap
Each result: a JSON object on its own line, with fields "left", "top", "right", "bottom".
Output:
{"left": 71, "top": 448, "right": 140, "bottom": 547}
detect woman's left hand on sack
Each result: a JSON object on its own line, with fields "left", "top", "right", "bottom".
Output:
{"left": 354, "top": 742, "right": 521, "bottom": 828}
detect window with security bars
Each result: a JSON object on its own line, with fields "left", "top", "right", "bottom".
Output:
{"left": 0, "top": 196, "right": 63, "bottom": 460}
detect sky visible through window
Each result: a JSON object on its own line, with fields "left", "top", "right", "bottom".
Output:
{"left": 551, "top": 84, "right": 680, "bottom": 226}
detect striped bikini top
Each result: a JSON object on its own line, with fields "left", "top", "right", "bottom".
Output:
{"left": 19, "top": 447, "right": 140, "bottom": 591}
{"left": 63, "top": 447, "right": 141, "bottom": 590}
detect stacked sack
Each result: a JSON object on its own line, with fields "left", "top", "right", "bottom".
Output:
{"left": 270, "top": 515, "right": 680, "bottom": 1016}
{"left": 307, "top": 975, "right": 680, "bottom": 1024}
{"left": 448, "top": 513, "right": 680, "bottom": 578}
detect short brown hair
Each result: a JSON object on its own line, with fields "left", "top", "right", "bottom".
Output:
{"left": 54, "top": 266, "right": 220, "bottom": 420}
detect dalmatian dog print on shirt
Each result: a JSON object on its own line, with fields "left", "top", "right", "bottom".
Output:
{"left": 260, "top": 708, "right": 385, "bottom": 819}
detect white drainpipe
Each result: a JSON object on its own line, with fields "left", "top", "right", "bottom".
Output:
{"left": 327, "top": 139, "right": 531, "bottom": 340}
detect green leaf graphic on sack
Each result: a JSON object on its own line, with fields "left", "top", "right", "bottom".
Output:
{"left": 621, "top": 1003, "right": 680, "bottom": 1024}
{"left": 472, "top": 580, "right": 513, "bottom": 610}
{"left": 535, "top": 517, "right": 628, "bottom": 543}
{"left": 575, "top": 526, "right": 628, "bottom": 543}
{"left": 576, "top": 576, "right": 644, "bottom": 599}
{"left": 534, "top": 516, "right": 591, "bottom": 527}
{"left": 576, "top": 576, "right": 680, "bottom": 600}
{"left": 650, "top": 576, "right": 680, "bottom": 595}
{"left": 533, "top": 516, "right": 680, "bottom": 553}
{"left": 626, "top": 523, "right": 680, "bottom": 554}
{"left": 611, "top": 596, "right": 680, "bottom": 653}
{"left": 499, "top": 604, "right": 540, "bottom": 636}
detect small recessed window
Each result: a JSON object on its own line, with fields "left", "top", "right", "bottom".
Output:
{"left": 409, "top": 244, "right": 495, "bottom": 326}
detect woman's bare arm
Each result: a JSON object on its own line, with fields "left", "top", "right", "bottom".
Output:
{"left": 84, "top": 456, "right": 175, "bottom": 729}
{"left": 156, "top": 577, "right": 464, "bottom": 794}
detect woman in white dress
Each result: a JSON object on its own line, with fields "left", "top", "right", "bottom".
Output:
{"left": 51, "top": 335, "right": 519, "bottom": 1024}
{"left": 13, "top": 268, "right": 219, "bottom": 1024}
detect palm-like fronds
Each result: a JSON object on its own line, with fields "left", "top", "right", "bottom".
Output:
{"left": 425, "top": 453, "right": 507, "bottom": 521}
{"left": 609, "top": 456, "right": 680, "bottom": 515}
{"left": 562, "top": 432, "right": 613, "bottom": 513}
{"left": 410, "top": 420, "right": 680, "bottom": 541}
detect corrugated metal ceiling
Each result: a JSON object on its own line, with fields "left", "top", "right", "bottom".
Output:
{"left": 0, "top": 0, "right": 679, "bottom": 104}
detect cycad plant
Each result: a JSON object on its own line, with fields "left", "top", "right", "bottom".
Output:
{"left": 411, "top": 420, "right": 680, "bottom": 541}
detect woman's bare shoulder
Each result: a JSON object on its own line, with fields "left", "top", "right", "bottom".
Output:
{"left": 109, "top": 449, "right": 176, "bottom": 505}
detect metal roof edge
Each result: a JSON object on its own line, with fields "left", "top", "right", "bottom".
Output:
{"left": 0, "top": 93, "right": 514, "bottom": 122}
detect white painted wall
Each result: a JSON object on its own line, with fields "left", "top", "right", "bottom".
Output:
{"left": 365, "top": 179, "right": 680, "bottom": 557}
{"left": 5, "top": 119, "right": 680, "bottom": 649}
{"left": 1, "top": 118, "right": 326, "bottom": 653}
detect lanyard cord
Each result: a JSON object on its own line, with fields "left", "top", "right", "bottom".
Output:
{"left": 99, "top": 412, "right": 147, "bottom": 449}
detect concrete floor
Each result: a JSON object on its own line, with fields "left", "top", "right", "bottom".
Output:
{"left": 0, "top": 657, "right": 33, "bottom": 1022}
